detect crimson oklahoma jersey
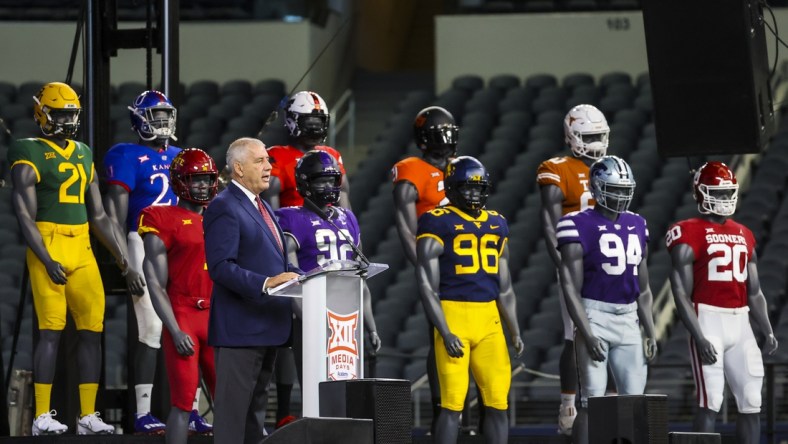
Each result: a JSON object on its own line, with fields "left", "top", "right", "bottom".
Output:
{"left": 665, "top": 217, "right": 755, "bottom": 309}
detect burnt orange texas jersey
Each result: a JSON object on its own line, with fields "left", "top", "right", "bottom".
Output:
{"left": 392, "top": 157, "right": 449, "bottom": 218}
{"left": 536, "top": 155, "right": 595, "bottom": 215}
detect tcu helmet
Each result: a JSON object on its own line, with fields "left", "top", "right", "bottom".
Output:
{"left": 169, "top": 148, "right": 219, "bottom": 204}
{"left": 284, "top": 91, "right": 330, "bottom": 143}
{"left": 589, "top": 155, "right": 636, "bottom": 213}
{"left": 413, "top": 106, "right": 459, "bottom": 157}
{"left": 564, "top": 104, "right": 609, "bottom": 160}
{"left": 444, "top": 156, "right": 490, "bottom": 214}
{"left": 33, "top": 82, "right": 81, "bottom": 138}
{"left": 693, "top": 161, "right": 738, "bottom": 216}
{"left": 129, "top": 90, "right": 177, "bottom": 143}
{"left": 295, "top": 150, "right": 342, "bottom": 206}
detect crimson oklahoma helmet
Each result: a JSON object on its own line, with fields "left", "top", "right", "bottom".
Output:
{"left": 169, "top": 148, "right": 219, "bottom": 204}
{"left": 693, "top": 161, "right": 738, "bottom": 216}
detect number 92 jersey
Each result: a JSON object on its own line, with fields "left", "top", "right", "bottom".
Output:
{"left": 275, "top": 206, "right": 361, "bottom": 272}
{"left": 416, "top": 206, "right": 509, "bottom": 303}
{"left": 556, "top": 209, "right": 648, "bottom": 305}
{"left": 665, "top": 218, "right": 754, "bottom": 309}
{"left": 103, "top": 143, "right": 182, "bottom": 232}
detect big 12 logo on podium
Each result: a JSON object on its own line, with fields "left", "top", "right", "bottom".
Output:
{"left": 327, "top": 309, "right": 359, "bottom": 380}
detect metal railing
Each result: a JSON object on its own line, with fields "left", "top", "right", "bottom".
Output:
{"left": 328, "top": 88, "right": 355, "bottom": 152}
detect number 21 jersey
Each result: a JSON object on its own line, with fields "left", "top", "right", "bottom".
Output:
{"left": 665, "top": 218, "right": 754, "bottom": 309}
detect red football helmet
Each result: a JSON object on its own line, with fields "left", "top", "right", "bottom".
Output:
{"left": 693, "top": 161, "right": 738, "bottom": 216}
{"left": 170, "top": 148, "right": 219, "bottom": 204}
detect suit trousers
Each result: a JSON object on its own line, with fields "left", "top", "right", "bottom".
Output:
{"left": 213, "top": 345, "right": 279, "bottom": 444}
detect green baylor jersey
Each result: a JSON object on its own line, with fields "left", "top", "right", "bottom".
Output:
{"left": 8, "top": 138, "right": 95, "bottom": 224}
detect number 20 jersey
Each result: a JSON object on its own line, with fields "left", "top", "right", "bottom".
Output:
{"left": 417, "top": 206, "right": 509, "bottom": 303}
{"left": 103, "top": 143, "right": 181, "bottom": 232}
{"left": 275, "top": 206, "right": 361, "bottom": 272}
{"left": 665, "top": 218, "right": 754, "bottom": 309}
{"left": 556, "top": 209, "right": 648, "bottom": 305}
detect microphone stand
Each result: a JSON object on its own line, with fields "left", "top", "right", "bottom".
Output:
{"left": 302, "top": 197, "right": 370, "bottom": 274}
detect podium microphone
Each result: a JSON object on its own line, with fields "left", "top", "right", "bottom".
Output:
{"left": 303, "top": 197, "right": 370, "bottom": 271}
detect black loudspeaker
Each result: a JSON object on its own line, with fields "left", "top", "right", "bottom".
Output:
{"left": 320, "top": 378, "right": 412, "bottom": 444}
{"left": 669, "top": 432, "right": 722, "bottom": 443}
{"left": 589, "top": 394, "right": 668, "bottom": 444}
{"left": 265, "top": 417, "right": 374, "bottom": 444}
{"left": 642, "top": 0, "right": 775, "bottom": 157}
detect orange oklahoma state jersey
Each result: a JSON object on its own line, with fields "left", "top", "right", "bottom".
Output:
{"left": 392, "top": 157, "right": 449, "bottom": 218}
{"left": 536, "top": 155, "right": 595, "bottom": 215}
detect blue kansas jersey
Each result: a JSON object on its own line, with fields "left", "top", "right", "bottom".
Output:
{"left": 556, "top": 209, "right": 648, "bottom": 305}
{"left": 417, "top": 206, "right": 509, "bottom": 302}
{"left": 104, "top": 143, "right": 181, "bottom": 231}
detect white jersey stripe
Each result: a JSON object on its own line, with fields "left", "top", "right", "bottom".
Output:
{"left": 556, "top": 229, "right": 580, "bottom": 239}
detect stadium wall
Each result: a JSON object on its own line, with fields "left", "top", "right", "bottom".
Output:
{"left": 436, "top": 10, "right": 788, "bottom": 93}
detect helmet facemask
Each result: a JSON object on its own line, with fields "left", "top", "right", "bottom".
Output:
{"left": 302, "top": 174, "right": 341, "bottom": 207}
{"left": 294, "top": 113, "right": 329, "bottom": 145}
{"left": 697, "top": 183, "right": 738, "bottom": 216}
{"left": 130, "top": 105, "right": 177, "bottom": 143}
{"left": 34, "top": 98, "right": 81, "bottom": 139}
{"left": 592, "top": 180, "right": 635, "bottom": 213}
{"left": 421, "top": 125, "right": 459, "bottom": 160}
{"left": 447, "top": 181, "right": 489, "bottom": 216}
{"left": 179, "top": 173, "right": 219, "bottom": 204}
{"left": 569, "top": 130, "right": 609, "bottom": 160}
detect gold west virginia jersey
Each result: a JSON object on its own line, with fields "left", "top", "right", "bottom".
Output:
{"left": 417, "top": 205, "right": 508, "bottom": 302}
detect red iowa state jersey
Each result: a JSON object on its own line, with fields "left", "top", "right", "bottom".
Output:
{"left": 665, "top": 217, "right": 755, "bottom": 309}
{"left": 138, "top": 205, "right": 213, "bottom": 308}
{"left": 268, "top": 145, "right": 346, "bottom": 207}
{"left": 392, "top": 156, "right": 450, "bottom": 218}
{"left": 536, "top": 156, "right": 595, "bottom": 215}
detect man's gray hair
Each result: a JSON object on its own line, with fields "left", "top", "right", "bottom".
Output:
{"left": 226, "top": 137, "right": 264, "bottom": 177}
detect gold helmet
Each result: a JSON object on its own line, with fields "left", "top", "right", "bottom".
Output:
{"left": 33, "top": 82, "right": 81, "bottom": 138}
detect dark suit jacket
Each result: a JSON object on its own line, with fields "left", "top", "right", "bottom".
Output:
{"left": 204, "top": 182, "right": 296, "bottom": 347}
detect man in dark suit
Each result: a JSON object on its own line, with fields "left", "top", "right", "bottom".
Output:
{"left": 204, "top": 137, "right": 300, "bottom": 443}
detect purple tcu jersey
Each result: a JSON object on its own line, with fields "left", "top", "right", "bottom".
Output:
{"left": 556, "top": 209, "right": 648, "bottom": 305}
{"left": 275, "top": 206, "right": 361, "bottom": 272}
{"left": 104, "top": 143, "right": 181, "bottom": 231}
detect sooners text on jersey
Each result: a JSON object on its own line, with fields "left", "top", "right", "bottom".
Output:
{"left": 665, "top": 217, "right": 754, "bottom": 308}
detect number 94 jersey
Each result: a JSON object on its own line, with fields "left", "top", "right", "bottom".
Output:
{"left": 665, "top": 218, "right": 754, "bottom": 309}
{"left": 275, "top": 206, "right": 361, "bottom": 272}
{"left": 417, "top": 206, "right": 509, "bottom": 303}
{"left": 556, "top": 209, "right": 648, "bottom": 305}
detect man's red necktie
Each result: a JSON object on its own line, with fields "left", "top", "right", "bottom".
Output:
{"left": 256, "top": 196, "right": 283, "bottom": 252}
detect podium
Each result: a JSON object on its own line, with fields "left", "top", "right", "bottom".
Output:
{"left": 270, "top": 260, "right": 388, "bottom": 417}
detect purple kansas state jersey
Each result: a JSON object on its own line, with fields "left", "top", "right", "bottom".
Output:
{"left": 104, "top": 143, "right": 181, "bottom": 231}
{"left": 275, "top": 206, "right": 361, "bottom": 272}
{"left": 556, "top": 209, "right": 648, "bottom": 305}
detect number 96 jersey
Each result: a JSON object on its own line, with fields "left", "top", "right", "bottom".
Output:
{"left": 416, "top": 206, "right": 509, "bottom": 303}
{"left": 665, "top": 218, "right": 754, "bottom": 309}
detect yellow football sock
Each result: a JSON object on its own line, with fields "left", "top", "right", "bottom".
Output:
{"left": 79, "top": 383, "right": 99, "bottom": 416}
{"left": 34, "top": 383, "right": 52, "bottom": 417}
